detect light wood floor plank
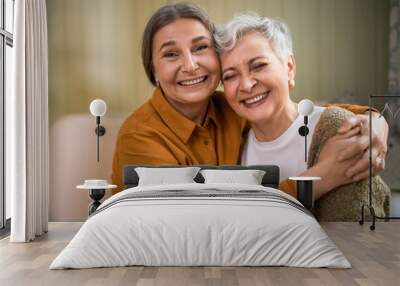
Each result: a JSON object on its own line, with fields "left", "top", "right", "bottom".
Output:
{"left": 0, "top": 222, "right": 399, "bottom": 286}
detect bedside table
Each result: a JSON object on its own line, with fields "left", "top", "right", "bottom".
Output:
{"left": 289, "top": 176, "right": 321, "bottom": 210}
{"left": 77, "top": 180, "right": 117, "bottom": 215}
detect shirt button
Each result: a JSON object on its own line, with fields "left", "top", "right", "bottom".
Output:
{"left": 204, "top": 139, "right": 209, "bottom": 145}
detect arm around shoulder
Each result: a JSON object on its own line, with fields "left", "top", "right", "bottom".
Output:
{"left": 325, "top": 103, "right": 377, "bottom": 114}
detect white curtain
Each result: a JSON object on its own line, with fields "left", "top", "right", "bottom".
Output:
{"left": 9, "top": 0, "right": 49, "bottom": 242}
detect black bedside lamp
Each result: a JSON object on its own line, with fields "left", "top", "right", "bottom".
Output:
{"left": 298, "top": 99, "right": 314, "bottom": 163}
{"left": 291, "top": 99, "right": 320, "bottom": 211}
{"left": 78, "top": 99, "right": 114, "bottom": 216}
{"left": 89, "top": 99, "right": 107, "bottom": 162}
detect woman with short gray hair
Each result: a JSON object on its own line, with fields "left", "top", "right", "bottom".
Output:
{"left": 215, "top": 14, "right": 293, "bottom": 64}
{"left": 216, "top": 14, "right": 390, "bottom": 219}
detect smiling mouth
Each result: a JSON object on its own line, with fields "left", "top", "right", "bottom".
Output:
{"left": 178, "top": 76, "right": 208, "bottom": 86}
{"left": 241, "top": 91, "right": 270, "bottom": 106}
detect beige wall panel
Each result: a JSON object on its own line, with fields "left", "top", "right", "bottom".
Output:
{"left": 198, "top": 0, "right": 228, "bottom": 22}
{"left": 319, "top": 0, "right": 337, "bottom": 103}
{"left": 47, "top": 0, "right": 389, "bottom": 221}
{"left": 334, "top": 0, "right": 357, "bottom": 102}
{"left": 64, "top": 0, "right": 85, "bottom": 116}
{"left": 133, "top": 0, "right": 165, "bottom": 105}
{"left": 283, "top": 0, "right": 308, "bottom": 103}
{"left": 376, "top": 0, "right": 390, "bottom": 94}
{"left": 47, "top": 0, "right": 66, "bottom": 124}
{"left": 242, "top": 0, "right": 264, "bottom": 15}
{"left": 302, "top": 0, "right": 321, "bottom": 103}
{"left": 355, "top": 0, "right": 376, "bottom": 104}
{"left": 221, "top": 0, "right": 247, "bottom": 22}
{"left": 81, "top": 0, "right": 97, "bottom": 114}
{"left": 263, "top": 0, "right": 283, "bottom": 17}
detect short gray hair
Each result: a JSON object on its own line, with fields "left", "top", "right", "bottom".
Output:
{"left": 215, "top": 13, "right": 293, "bottom": 63}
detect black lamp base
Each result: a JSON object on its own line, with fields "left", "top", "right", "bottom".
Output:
{"left": 296, "top": 180, "right": 314, "bottom": 210}
{"left": 298, "top": 126, "right": 309, "bottom": 136}
{"left": 88, "top": 189, "right": 105, "bottom": 215}
{"left": 95, "top": 126, "right": 106, "bottom": 136}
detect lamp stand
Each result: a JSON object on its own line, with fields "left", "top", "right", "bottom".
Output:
{"left": 359, "top": 95, "right": 400, "bottom": 230}
{"left": 94, "top": 116, "right": 106, "bottom": 162}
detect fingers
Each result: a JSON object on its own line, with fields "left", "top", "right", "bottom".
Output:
{"left": 345, "top": 151, "right": 369, "bottom": 178}
{"left": 347, "top": 148, "right": 385, "bottom": 181}
{"left": 337, "top": 116, "right": 365, "bottom": 134}
{"left": 352, "top": 169, "right": 370, "bottom": 182}
{"left": 374, "top": 155, "right": 385, "bottom": 173}
{"left": 338, "top": 133, "right": 369, "bottom": 161}
{"left": 321, "top": 127, "right": 362, "bottom": 162}
{"left": 337, "top": 126, "right": 361, "bottom": 139}
{"left": 337, "top": 116, "right": 360, "bottom": 133}
{"left": 370, "top": 124, "right": 388, "bottom": 155}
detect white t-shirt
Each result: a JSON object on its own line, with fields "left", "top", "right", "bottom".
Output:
{"left": 241, "top": 106, "right": 326, "bottom": 182}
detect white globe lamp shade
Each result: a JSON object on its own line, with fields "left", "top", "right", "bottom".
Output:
{"left": 298, "top": 99, "right": 314, "bottom": 116}
{"left": 89, "top": 99, "right": 107, "bottom": 117}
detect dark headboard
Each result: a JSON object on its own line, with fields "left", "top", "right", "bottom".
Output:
{"left": 123, "top": 165, "right": 280, "bottom": 189}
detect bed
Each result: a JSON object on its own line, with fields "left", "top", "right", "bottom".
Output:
{"left": 50, "top": 165, "right": 350, "bottom": 269}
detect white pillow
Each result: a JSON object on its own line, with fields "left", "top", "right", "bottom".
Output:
{"left": 200, "top": 169, "right": 266, "bottom": 185}
{"left": 135, "top": 167, "right": 200, "bottom": 186}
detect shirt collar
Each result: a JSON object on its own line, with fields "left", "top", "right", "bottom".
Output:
{"left": 203, "top": 94, "right": 219, "bottom": 128}
{"left": 150, "top": 88, "right": 219, "bottom": 143}
{"left": 150, "top": 87, "right": 195, "bottom": 143}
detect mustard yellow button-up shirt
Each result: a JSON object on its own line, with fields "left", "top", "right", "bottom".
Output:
{"left": 111, "top": 88, "right": 246, "bottom": 193}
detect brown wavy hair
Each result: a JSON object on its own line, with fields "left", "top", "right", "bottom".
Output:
{"left": 141, "top": 3, "right": 215, "bottom": 86}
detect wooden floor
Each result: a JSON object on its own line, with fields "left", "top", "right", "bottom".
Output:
{"left": 0, "top": 222, "right": 399, "bottom": 286}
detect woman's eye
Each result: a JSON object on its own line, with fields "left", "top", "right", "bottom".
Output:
{"left": 163, "top": 52, "right": 178, "bottom": 58}
{"left": 252, "top": 63, "right": 267, "bottom": 70}
{"left": 223, "top": 74, "right": 236, "bottom": 81}
{"left": 193, "top": 44, "right": 208, "bottom": 52}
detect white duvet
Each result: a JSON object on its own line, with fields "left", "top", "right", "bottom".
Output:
{"left": 50, "top": 183, "right": 350, "bottom": 269}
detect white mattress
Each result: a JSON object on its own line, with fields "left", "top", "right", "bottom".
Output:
{"left": 50, "top": 183, "right": 350, "bottom": 269}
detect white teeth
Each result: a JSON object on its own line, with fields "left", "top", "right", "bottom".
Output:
{"left": 244, "top": 93, "right": 267, "bottom": 104}
{"left": 180, "top": 76, "right": 206, "bottom": 86}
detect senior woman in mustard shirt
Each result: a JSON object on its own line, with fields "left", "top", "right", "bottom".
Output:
{"left": 111, "top": 3, "right": 244, "bottom": 193}
{"left": 111, "top": 3, "right": 387, "bottom": 194}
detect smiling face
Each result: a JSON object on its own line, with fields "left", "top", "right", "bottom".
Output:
{"left": 220, "top": 32, "right": 295, "bottom": 125}
{"left": 152, "top": 18, "right": 220, "bottom": 109}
